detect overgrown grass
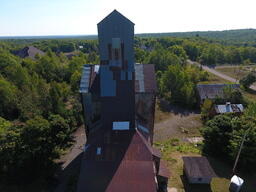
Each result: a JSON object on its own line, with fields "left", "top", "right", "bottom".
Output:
{"left": 210, "top": 178, "right": 230, "bottom": 192}
{"left": 154, "top": 138, "right": 202, "bottom": 190}
{"left": 215, "top": 66, "right": 253, "bottom": 80}
{"left": 199, "top": 72, "right": 230, "bottom": 84}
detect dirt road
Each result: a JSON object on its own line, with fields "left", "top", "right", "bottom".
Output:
{"left": 188, "top": 60, "right": 256, "bottom": 91}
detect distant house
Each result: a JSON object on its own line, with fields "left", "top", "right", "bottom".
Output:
{"left": 182, "top": 156, "right": 217, "bottom": 184}
{"left": 196, "top": 84, "right": 240, "bottom": 103}
{"left": 13, "top": 46, "right": 45, "bottom": 59}
{"left": 63, "top": 51, "right": 80, "bottom": 59}
{"left": 214, "top": 102, "right": 244, "bottom": 115}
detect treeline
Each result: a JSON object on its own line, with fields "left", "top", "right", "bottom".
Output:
{"left": 3, "top": 35, "right": 256, "bottom": 66}
{"left": 135, "top": 37, "right": 256, "bottom": 65}
{"left": 137, "top": 29, "right": 256, "bottom": 47}
{"left": 0, "top": 47, "right": 100, "bottom": 184}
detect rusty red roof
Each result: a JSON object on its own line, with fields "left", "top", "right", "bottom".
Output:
{"left": 77, "top": 130, "right": 158, "bottom": 192}
{"left": 158, "top": 159, "right": 171, "bottom": 178}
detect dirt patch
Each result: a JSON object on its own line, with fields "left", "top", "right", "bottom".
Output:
{"left": 154, "top": 102, "right": 202, "bottom": 142}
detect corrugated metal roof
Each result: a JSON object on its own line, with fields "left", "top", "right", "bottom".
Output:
{"left": 77, "top": 130, "right": 158, "bottom": 192}
{"left": 79, "top": 65, "right": 92, "bottom": 93}
{"left": 158, "top": 159, "right": 171, "bottom": 178}
{"left": 135, "top": 64, "right": 157, "bottom": 93}
{"left": 197, "top": 84, "right": 240, "bottom": 100}
{"left": 215, "top": 103, "right": 244, "bottom": 114}
{"left": 135, "top": 64, "right": 145, "bottom": 92}
{"left": 182, "top": 156, "right": 216, "bottom": 178}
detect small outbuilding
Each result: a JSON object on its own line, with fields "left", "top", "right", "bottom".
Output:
{"left": 229, "top": 175, "right": 244, "bottom": 192}
{"left": 196, "top": 84, "right": 240, "bottom": 103}
{"left": 182, "top": 156, "right": 217, "bottom": 184}
{"left": 214, "top": 102, "right": 244, "bottom": 115}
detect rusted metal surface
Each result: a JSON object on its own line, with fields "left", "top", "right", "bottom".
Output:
{"left": 77, "top": 130, "right": 157, "bottom": 192}
{"left": 158, "top": 159, "right": 171, "bottom": 178}
{"left": 135, "top": 64, "right": 157, "bottom": 93}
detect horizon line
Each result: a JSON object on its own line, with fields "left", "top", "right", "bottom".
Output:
{"left": 0, "top": 28, "right": 255, "bottom": 39}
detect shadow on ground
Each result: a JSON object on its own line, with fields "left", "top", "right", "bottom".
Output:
{"left": 206, "top": 155, "right": 256, "bottom": 192}
{"left": 53, "top": 152, "right": 83, "bottom": 192}
{"left": 158, "top": 99, "right": 200, "bottom": 117}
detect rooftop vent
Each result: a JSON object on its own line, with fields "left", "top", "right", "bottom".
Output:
{"left": 226, "top": 102, "right": 231, "bottom": 106}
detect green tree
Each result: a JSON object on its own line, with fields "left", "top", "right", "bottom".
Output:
{"left": 70, "top": 70, "right": 82, "bottom": 92}
{"left": 201, "top": 114, "right": 234, "bottom": 156}
{"left": 0, "top": 78, "right": 18, "bottom": 119}
{"left": 0, "top": 117, "right": 11, "bottom": 134}
{"left": 168, "top": 45, "right": 188, "bottom": 63}
{"left": 201, "top": 99, "right": 213, "bottom": 121}
{"left": 240, "top": 72, "right": 256, "bottom": 89}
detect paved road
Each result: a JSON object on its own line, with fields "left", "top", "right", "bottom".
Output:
{"left": 188, "top": 60, "right": 256, "bottom": 91}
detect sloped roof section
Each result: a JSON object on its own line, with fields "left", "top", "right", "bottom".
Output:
{"left": 158, "top": 159, "right": 171, "bottom": 178}
{"left": 97, "top": 9, "right": 135, "bottom": 26}
{"left": 14, "top": 46, "right": 45, "bottom": 59}
{"left": 79, "top": 65, "right": 92, "bottom": 93}
{"left": 135, "top": 64, "right": 157, "bottom": 93}
{"left": 215, "top": 103, "right": 244, "bottom": 114}
{"left": 197, "top": 84, "right": 240, "bottom": 100}
{"left": 182, "top": 156, "right": 216, "bottom": 178}
{"left": 77, "top": 130, "right": 157, "bottom": 192}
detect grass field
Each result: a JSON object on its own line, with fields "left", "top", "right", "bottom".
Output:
{"left": 215, "top": 66, "right": 251, "bottom": 80}
{"left": 199, "top": 72, "right": 230, "bottom": 84}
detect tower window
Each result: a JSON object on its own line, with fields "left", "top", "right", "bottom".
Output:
{"left": 96, "top": 147, "right": 101, "bottom": 155}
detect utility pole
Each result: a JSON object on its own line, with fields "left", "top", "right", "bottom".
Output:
{"left": 232, "top": 128, "right": 250, "bottom": 174}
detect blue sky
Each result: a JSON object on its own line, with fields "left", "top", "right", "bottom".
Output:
{"left": 1, "top": 0, "right": 256, "bottom": 36}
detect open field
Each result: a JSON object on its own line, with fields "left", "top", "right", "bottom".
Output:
{"left": 199, "top": 72, "right": 230, "bottom": 84}
{"left": 215, "top": 65, "right": 255, "bottom": 81}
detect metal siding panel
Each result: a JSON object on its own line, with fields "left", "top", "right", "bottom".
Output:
{"left": 100, "top": 66, "right": 116, "bottom": 97}
{"left": 79, "top": 65, "right": 91, "bottom": 93}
